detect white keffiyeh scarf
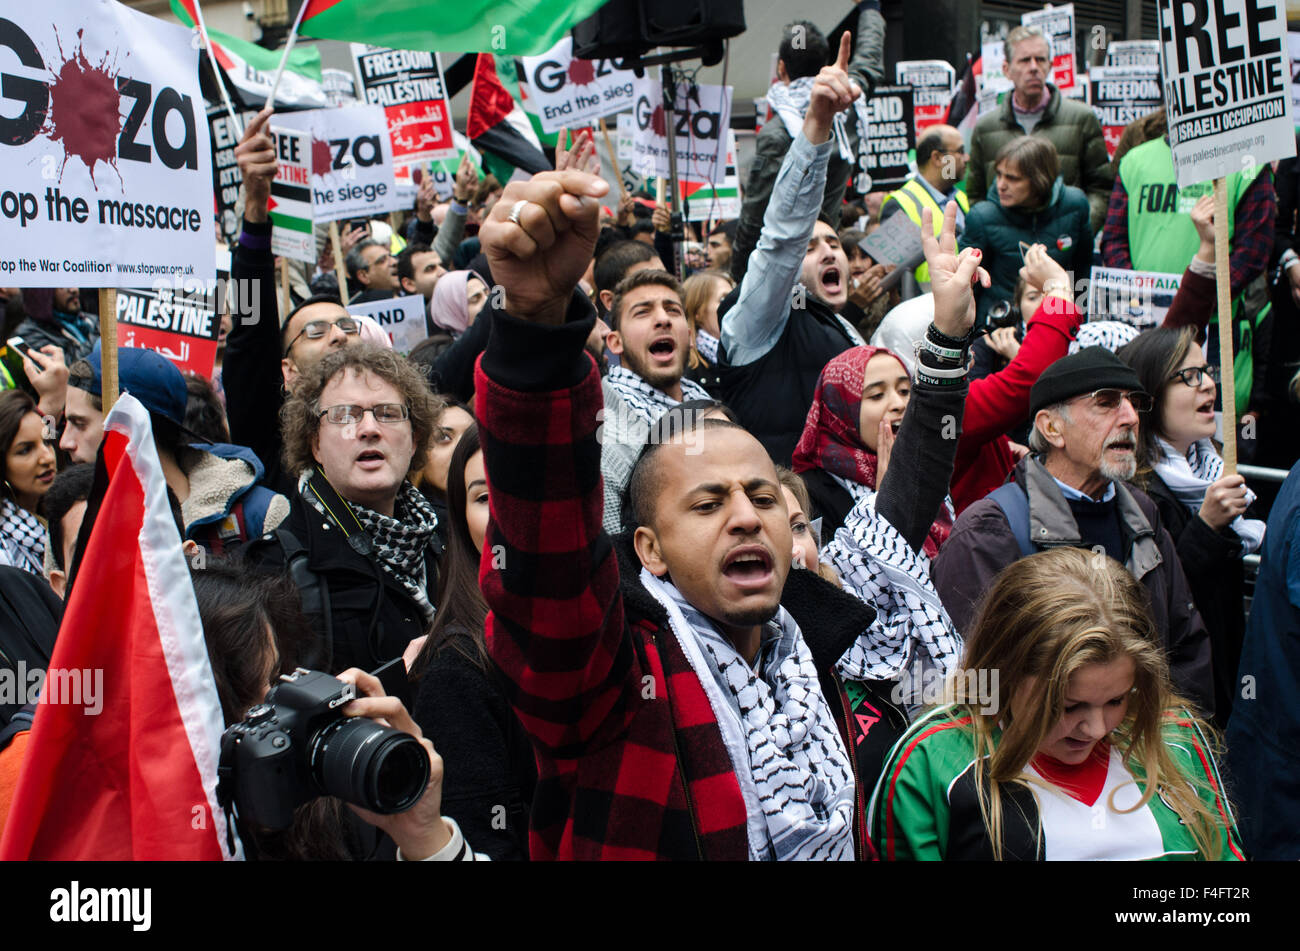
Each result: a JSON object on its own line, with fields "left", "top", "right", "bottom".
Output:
{"left": 605, "top": 366, "right": 710, "bottom": 427}
{"left": 1154, "top": 437, "right": 1266, "bottom": 554}
{"left": 820, "top": 487, "right": 962, "bottom": 706}
{"left": 695, "top": 329, "right": 720, "bottom": 365}
{"left": 0, "top": 497, "right": 44, "bottom": 577}
{"left": 640, "top": 570, "right": 855, "bottom": 861}
{"left": 766, "top": 77, "right": 857, "bottom": 162}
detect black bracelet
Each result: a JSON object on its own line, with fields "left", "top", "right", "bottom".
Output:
{"left": 926, "top": 322, "right": 976, "bottom": 349}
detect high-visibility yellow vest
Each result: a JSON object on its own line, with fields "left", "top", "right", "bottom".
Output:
{"left": 880, "top": 177, "right": 970, "bottom": 283}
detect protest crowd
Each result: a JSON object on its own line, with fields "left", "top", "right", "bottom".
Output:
{"left": 5, "top": 0, "right": 1300, "bottom": 867}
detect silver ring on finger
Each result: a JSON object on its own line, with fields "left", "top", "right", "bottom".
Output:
{"left": 507, "top": 199, "right": 529, "bottom": 225}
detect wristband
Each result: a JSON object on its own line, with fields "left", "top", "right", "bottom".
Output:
{"left": 916, "top": 335, "right": 964, "bottom": 363}
{"left": 1281, "top": 248, "right": 1300, "bottom": 270}
{"left": 1042, "top": 279, "right": 1071, "bottom": 297}
{"left": 925, "top": 322, "right": 975, "bottom": 350}
{"left": 914, "top": 365, "right": 969, "bottom": 386}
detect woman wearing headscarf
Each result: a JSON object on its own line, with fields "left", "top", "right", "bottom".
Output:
{"left": 429, "top": 270, "right": 489, "bottom": 338}
{"left": 792, "top": 344, "right": 953, "bottom": 555}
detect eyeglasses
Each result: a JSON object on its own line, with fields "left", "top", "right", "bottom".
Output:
{"left": 317, "top": 403, "right": 410, "bottom": 425}
{"left": 284, "top": 316, "right": 361, "bottom": 355}
{"left": 1168, "top": 364, "right": 1219, "bottom": 387}
{"left": 1070, "top": 388, "right": 1153, "bottom": 413}
{"left": 366, "top": 252, "right": 392, "bottom": 269}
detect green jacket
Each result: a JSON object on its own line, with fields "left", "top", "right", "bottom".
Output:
{"left": 962, "top": 176, "right": 1093, "bottom": 327}
{"left": 869, "top": 704, "right": 1245, "bottom": 861}
{"left": 966, "top": 84, "right": 1113, "bottom": 234}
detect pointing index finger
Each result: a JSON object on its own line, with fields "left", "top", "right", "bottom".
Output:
{"left": 835, "top": 30, "right": 852, "bottom": 71}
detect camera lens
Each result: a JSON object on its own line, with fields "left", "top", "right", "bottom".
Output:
{"left": 309, "top": 717, "right": 430, "bottom": 814}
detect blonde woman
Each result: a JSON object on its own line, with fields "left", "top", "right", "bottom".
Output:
{"left": 870, "top": 547, "right": 1243, "bottom": 861}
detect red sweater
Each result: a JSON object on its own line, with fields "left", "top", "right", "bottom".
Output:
{"left": 950, "top": 295, "right": 1082, "bottom": 514}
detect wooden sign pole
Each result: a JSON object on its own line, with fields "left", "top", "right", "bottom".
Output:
{"left": 598, "top": 117, "right": 628, "bottom": 203}
{"left": 97, "top": 289, "right": 118, "bottom": 412}
{"left": 1213, "top": 177, "right": 1236, "bottom": 473}
{"left": 330, "top": 220, "right": 349, "bottom": 304}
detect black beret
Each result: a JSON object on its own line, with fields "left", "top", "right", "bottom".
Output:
{"left": 1029, "top": 346, "right": 1145, "bottom": 417}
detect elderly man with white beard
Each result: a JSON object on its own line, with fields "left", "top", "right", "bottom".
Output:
{"left": 933, "top": 346, "right": 1216, "bottom": 716}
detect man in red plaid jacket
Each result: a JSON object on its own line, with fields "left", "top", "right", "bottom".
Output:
{"left": 473, "top": 36, "right": 984, "bottom": 860}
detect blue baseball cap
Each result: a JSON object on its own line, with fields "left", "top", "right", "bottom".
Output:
{"left": 83, "top": 348, "right": 187, "bottom": 427}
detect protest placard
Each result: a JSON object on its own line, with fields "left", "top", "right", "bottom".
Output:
{"left": 268, "top": 126, "right": 315, "bottom": 264}
{"left": 0, "top": 0, "right": 216, "bottom": 287}
{"left": 1088, "top": 266, "right": 1183, "bottom": 328}
{"left": 1157, "top": 0, "right": 1296, "bottom": 188}
{"left": 854, "top": 85, "right": 914, "bottom": 193}
{"left": 678, "top": 131, "right": 740, "bottom": 222}
{"left": 1090, "top": 66, "right": 1163, "bottom": 158}
{"left": 272, "top": 106, "right": 403, "bottom": 221}
{"left": 896, "top": 60, "right": 955, "bottom": 135}
{"left": 860, "top": 211, "right": 925, "bottom": 271}
{"left": 1106, "top": 40, "right": 1160, "bottom": 68}
{"left": 209, "top": 105, "right": 261, "bottom": 245}
{"left": 116, "top": 283, "right": 222, "bottom": 377}
{"left": 1289, "top": 31, "right": 1300, "bottom": 125}
{"left": 347, "top": 294, "right": 426, "bottom": 354}
{"left": 629, "top": 78, "right": 732, "bottom": 184}
{"left": 1022, "top": 3, "right": 1077, "bottom": 91}
{"left": 519, "top": 37, "right": 638, "bottom": 133}
{"left": 350, "top": 44, "right": 455, "bottom": 165}
{"left": 321, "top": 68, "right": 360, "bottom": 107}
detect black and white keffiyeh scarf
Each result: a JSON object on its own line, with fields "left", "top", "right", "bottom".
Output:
{"left": 0, "top": 497, "right": 44, "bottom": 576}
{"left": 640, "top": 569, "right": 855, "bottom": 861}
{"left": 766, "top": 77, "right": 858, "bottom": 162}
{"left": 820, "top": 487, "right": 962, "bottom": 702}
{"left": 605, "top": 366, "right": 710, "bottom": 427}
{"left": 1154, "top": 436, "right": 1266, "bottom": 554}
{"left": 695, "top": 329, "right": 720, "bottom": 365}
{"left": 299, "top": 472, "right": 440, "bottom": 621}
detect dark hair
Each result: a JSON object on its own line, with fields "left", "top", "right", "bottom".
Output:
{"left": 708, "top": 220, "right": 738, "bottom": 243}
{"left": 192, "top": 559, "right": 313, "bottom": 727}
{"left": 192, "top": 558, "right": 352, "bottom": 860}
{"left": 608, "top": 269, "right": 682, "bottom": 332}
{"left": 396, "top": 241, "right": 436, "bottom": 286}
{"left": 345, "top": 237, "right": 385, "bottom": 282}
{"left": 406, "top": 332, "right": 456, "bottom": 370}
{"left": 838, "top": 228, "right": 870, "bottom": 259}
{"left": 994, "top": 136, "right": 1059, "bottom": 208}
{"left": 67, "top": 359, "right": 104, "bottom": 413}
{"left": 280, "top": 294, "right": 348, "bottom": 351}
{"left": 625, "top": 416, "right": 747, "bottom": 530}
{"left": 676, "top": 398, "right": 739, "bottom": 423}
{"left": 916, "top": 126, "right": 949, "bottom": 168}
{"left": 0, "top": 389, "right": 40, "bottom": 500}
{"left": 411, "top": 424, "right": 487, "bottom": 678}
{"left": 779, "top": 20, "right": 829, "bottom": 80}
{"left": 628, "top": 219, "right": 655, "bottom": 240}
{"left": 307, "top": 271, "right": 341, "bottom": 303}
{"left": 184, "top": 372, "right": 230, "bottom": 444}
{"left": 594, "top": 240, "right": 657, "bottom": 296}
{"left": 1117, "top": 326, "right": 1198, "bottom": 486}
{"left": 44, "top": 463, "right": 95, "bottom": 571}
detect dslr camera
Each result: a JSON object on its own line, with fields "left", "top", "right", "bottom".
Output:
{"left": 217, "top": 668, "right": 429, "bottom": 830}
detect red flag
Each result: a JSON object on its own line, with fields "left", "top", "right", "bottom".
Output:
{"left": 0, "top": 395, "right": 239, "bottom": 860}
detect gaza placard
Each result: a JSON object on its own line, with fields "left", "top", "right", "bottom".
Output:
{"left": 350, "top": 44, "right": 455, "bottom": 165}
{"left": 629, "top": 78, "right": 731, "bottom": 184}
{"left": 271, "top": 105, "right": 404, "bottom": 222}
{"left": 347, "top": 293, "right": 426, "bottom": 354}
{"left": 1157, "top": 0, "right": 1296, "bottom": 188}
{"left": 0, "top": 0, "right": 215, "bottom": 287}
{"left": 520, "top": 36, "right": 637, "bottom": 133}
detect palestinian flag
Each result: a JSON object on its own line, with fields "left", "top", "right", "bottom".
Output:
{"left": 0, "top": 394, "right": 240, "bottom": 860}
{"left": 468, "top": 53, "right": 551, "bottom": 184}
{"left": 171, "top": 0, "right": 328, "bottom": 109}
{"left": 297, "top": 0, "right": 609, "bottom": 57}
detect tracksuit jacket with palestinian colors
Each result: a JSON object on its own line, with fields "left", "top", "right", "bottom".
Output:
{"left": 474, "top": 296, "right": 882, "bottom": 861}
{"left": 869, "top": 705, "right": 1245, "bottom": 861}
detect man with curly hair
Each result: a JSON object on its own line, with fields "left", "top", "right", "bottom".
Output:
{"left": 247, "top": 345, "right": 446, "bottom": 675}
